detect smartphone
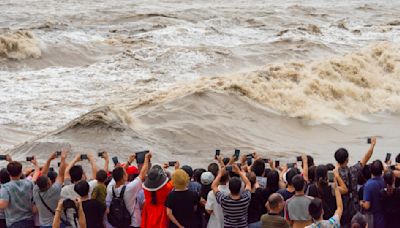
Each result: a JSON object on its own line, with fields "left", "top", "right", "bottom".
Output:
{"left": 367, "top": 138, "right": 371, "bottom": 144}
{"left": 26, "top": 156, "right": 34, "bottom": 162}
{"left": 215, "top": 149, "right": 220, "bottom": 158}
{"left": 98, "top": 152, "right": 104, "bottom": 158}
{"left": 56, "top": 151, "right": 61, "bottom": 157}
{"left": 0, "top": 155, "right": 6, "bottom": 160}
{"left": 246, "top": 156, "right": 252, "bottom": 166}
{"left": 275, "top": 160, "right": 280, "bottom": 167}
{"left": 80, "top": 154, "right": 88, "bottom": 160}
{"left": 327, "top": 170, "right": 334, "bottom": 183}
{"left": 287, "top": 163, "right": 295, "bottom": 169}
{"left": 296, "top": 156, "right": 302, "bottom": 162}
{"left": 225, "top": 166, "right": 233, "bottom": 172}
{"left": 168, "top": 161, "right": 177, "bottom": 167}
{"left": 57, "top": 162, "right": 61, "bottom": 167}
{"left": 385, "top": 153, "right": 392, "bottom": 163}
{"left": 390, "top": 165, "right": 396, "bottom": 170}
{"left": 234, "top": 149, "right": 240, "bottom": 159}
{"left": 135, "top": 150, "right": 150, "bottom": 164}
{"left": 112, "top": 156, "right": 119, "bottom": 165}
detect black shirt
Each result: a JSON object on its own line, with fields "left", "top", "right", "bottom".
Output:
{"left": 82, "top": 199, "right": 106, "bottom": 228}
{"left": 165, "top": 190, "right": 200, "bottom": 228}
{"left": 381, "top": 187, "right": 400, "bottom": 227}
{"left": 247, "top": 188, "right": 264, "bottom": 223}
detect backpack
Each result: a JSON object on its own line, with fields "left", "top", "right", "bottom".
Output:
{"left": 107, "top": 186, "right": 131, "bottom": 228}
{"left": 339, "top": 168, "right": 356, "bottom": 226}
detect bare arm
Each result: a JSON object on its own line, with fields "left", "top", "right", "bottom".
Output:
{"left": 212, "top": 168, "right": 223, "bottom": 194}
{"left": 333, "top": 178, "right": 343, "bottom": 219}
{"left": 42, "top": 152, "right": 57, "bottom": 176}
{"left": 87, "top": 153, "right": 97, "bottom": 180}
{"left": 138, "top": 152, "right": 151, "bottom": 182}
{"left": 56, "top": 149, "right": 68, "bottom": 184}
{"left": 302, "top": 154, "right": 309, "bottom": 182}
{"left": 360, "top": 137, "right": 376, "bottom": 167}
{"left": 102, "top": 151, "right": 110, "bottom": 173}
{"left": 334, "top": 165, "right": 348, "bottom": 194}
{"left": 65, "top": 154, "right": 81, "bottom": 181}
{"left": 76, "top": 198, "right": 86, "bottom": 228}
{"left": 52, "top": 200, "right": 63, "bottom": 228}
{"left": 233, "top": 164, "right": 251, "bottom": 191}
{"left": 31, "top": 157, "right": 40, "bottom": 183}
{"left": 166, "top": 208, "right": 184, "bottom": 228}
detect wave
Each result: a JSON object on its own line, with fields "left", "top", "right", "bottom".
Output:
{"left": 124, "top": 42, "right": 400, "bottom": 125}
{"left": 0, "top": 30, "right": 41, "bottom": 60}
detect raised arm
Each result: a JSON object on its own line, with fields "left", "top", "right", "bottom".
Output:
{"left": 102, "top": 151, "right": 110, "bottom": 173}
{"left": 56, "top": 149, "right": 68, "bottom": 184}
{"left": 333, "top": 176, "right": 343, "bottom": 219}
{"left": 233, "top": 164, "right": 251, "bottom": 191}
{"left": 302, "top": 154, "right": 309, "bottom": 182}
{"left": 360, "top": 137, "right": 376, "bottom": 167}
{"left": 138, "top": 152, "right": 151, "bottom": 182}
{"left": 87, "top": 153, "right": 97, "bottom": 180}
{"left": 76, "top": 198, "right": 87, "bottom": 228}
{"left": 42, "top": 152, "right": 57, "bottom": 176}
{"left": 52, "top": 200, "right": 63, "bottom": 228}
{"left": 31, "top": 157, "right": 40, "bottom": 183}
{"left": 64, "top": 154, "right": 81, "bottom": 181}
{"left": 212, "top": 168, "right": 223, "bottom": 194}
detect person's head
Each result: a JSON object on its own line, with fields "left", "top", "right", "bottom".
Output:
{"left": 74, "top": 180, "right": 90, "bottom": 198}
{"left": 193, "top": 168, "right": 206, "bottom": 183}
{"left": 207, "top": 163, "right": 219, "bottom": 178}
{"left": 358, "top": 164, "right": 371, "bottom": 185}
{"left": 200, "top": 172, "right": 215, "bottom": 186}
{"left": 370, "top": 160, "right": 383, "bottom": 177}
{"left": 246, "top": 172, "right": 257, "bottom": 188}
{"left": 384, "top": 169, "right": 395, "bottom": 186}
{"left": 308, "top": 198, "right": 323, "bottom": 220}
{"left": 229, "top": 177, "right": 242, "bottom": 195}
{"left": 351, "top": 213, "right": 367, "bottom": 228}
{"left": 220, "top": 171, "right": 230, "bottom": 185}
{"left": 315, "top": 165, "right": 328, "bottom": 185}
{"left": 285, "top": 168, "right": 300, "bottom": 187}
{"left": 96, "top": 169, "right": 108, "bottom": 183}
{"left": 335, "top": 148, "right": 349, "bottom": 165}
{"left": 47, "top": 171, "right": 57, "bottom": 184}
{"left": 326, "top": 163, "right": 335, "bottom": 171}
{"left": 36, "top": 176, "right": 52, "bottom": 191}
{"left": 292, "top": 174, "right": 305, "bottom": 192}
{"left": 181, "top": 165, "right": 193, "bottom": 179}
{"left": 69, "top": 165, "right": 83, "bottom": 183}
{"left": 396, "top": 153, "right": 400, "bottom": 164}
{"left": 308, "top": 166, "right": 316, "bottom": 183}
{"left": 251, "top": 160, "right": 265, "bottom": 177}
{"left": 0, "top": 168, "right": 10, "bottom": 184}
{"left": 172, "top": 169, "right": 189, "bottom": 190}
{"left": 112, "top": 167, "right": 127, "bottom": 184}
{"left": 7, "top": 161, "right": 22, "bottom": 178}
{"left": 266, "top": 170, "right": 279, "bottom": 191}
{"left": 266, "top": 193, "right": 285, "bottom": 213}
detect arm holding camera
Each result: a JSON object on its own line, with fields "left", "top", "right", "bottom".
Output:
{"left": 138, "top": 152, "right": 152, "bottom": 182}
{"left": 233, "top": 164, "right": 251, "bottom": 191}
{"left": 333, "top": 177, "right": 343, "bottom": 220}
{"left": 76, "top": 198, "right": 87, "bottom": 228}
{"left": 360, "top": 136, "right": 376, "bottom": 167}
{"left": 301, "top": 154, "right": 309, "bottom": 182}
{"left": 212, "top": 165, "right": 225, "bottom": 194}
{"left": 125, "top": 154, "right": 136, "bottom": 171}
{"left": 56, "top": 149, "right": 68, "bottom": 185}
{"left": 65, "top": 154, "right": 81, "bottom": 181}
{"left": 87, "top": 153, "right": 97, "bottom": 180}
{"left": 42, "top": 152, "right": 58, "bottom": 176}
{"left": 31, "top": 157, "right": 40, "bottom": 183}
{"left": 102, "top": 151, "right": 110, "bottom": 173}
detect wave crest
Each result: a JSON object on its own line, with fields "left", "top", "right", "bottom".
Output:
{"left": 0, "top": 30, "right": 41, "bottom": 60}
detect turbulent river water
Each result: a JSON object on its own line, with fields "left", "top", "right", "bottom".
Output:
{"left": 1, "top": 0, "right": 400, "bottom": 166}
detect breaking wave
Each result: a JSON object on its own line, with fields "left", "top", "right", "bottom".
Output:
{"left": 0, "top": 30, "right": 41, "bottom": 60}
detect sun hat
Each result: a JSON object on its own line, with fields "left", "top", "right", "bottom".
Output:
{"left": 201, "top": 171, "right": 215, "bottom": 185}
{"left": 172, "top": 169, "right": 189, "bottom": 190}
{"left": 143, "top": 165, "right": 169, "bottom": 191}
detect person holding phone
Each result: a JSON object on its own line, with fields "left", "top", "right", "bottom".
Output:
{"left": 212, "top": 163, "right": 251, "bottom": 228}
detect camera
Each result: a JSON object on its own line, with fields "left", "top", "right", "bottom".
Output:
{"left": 80, "top": 154, "right": 88, "bottom": 160}
{"left": 98, "top": 152, "right": 104, "bottom": 158}
{"left": 168, "top": 161, "right": 177, "bottom": 167}
{"left": 135, "top": 150, "right": 150, "bottom": 164}
{"left": 0, "top": 155, "right": 6, "bottom": 160}
{"left": 26, "top": 156, "right": 34, "bottom": 162}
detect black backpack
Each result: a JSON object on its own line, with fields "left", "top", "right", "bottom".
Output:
{"left": 107, "top": 186, "right": 131, "bottom": 228}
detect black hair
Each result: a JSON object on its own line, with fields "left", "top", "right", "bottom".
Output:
{"left": 112, "top": 167, "right": 125, "bottom": 183}
{"left": 357, "top": 164, "right": 371, "bottom": 185}
{"left": 69, "top": 165, "right": 83, "bottom": 183}
{"left": 47, "top": 171, "right": 58, "bottom": 184}
{"left": 7, "top": 161, "right": 22, "bottom": 177}
{"left": 396, "top": 153, "right": 400, "bottom": 163}
{"left": 207, "top": 163, "right": 219, "bottom": 178}
{"left": 266, "top": 170, "right": 279, "bottom": 193}
{"left": 384, "top": 170, "right": 394, "bottom": 186}
{"left": 252, "top": 160, "right": 265, "bottom": 177}
{"left": 222, "top": 158, "right": 230, "bottom": 165}
{"left": 351, "top": 213, "right": 367, "bottom": 228}
{"left": 96, "top": 169, "right": 108, "bottom": 183}
{"left": 246, "top": 172, "right": 257, "bottom": 188}
{"left": 292, "top": 174, "right": 305, "bottom": 192}
{"left": 286, "top": 168, "right": 300, "bottom": 186}
{"left": 308, "top": 166, "right": 316, "bottom": 183}
{"left": 0, "top": 168, "right": 10, "bottom": 184}
{"left": 220, "top": 171, "right": 230, "bottom": 184}
{"left": 334, "top": 148, "right": 349, "bottom": 164}
{"left": 306, "top": 155, "right": 315, "bottom": 167}
{"left": 193, "top": 168, "right": 206, "bottom": 183}
{"left": 229, "top": 177, "right": 242, "bottom": 195}
{"left": 181, "top": 165, "right": 193, "bottom": 178}
{"left": 326, "top": 163, "right": 335, "bottom": 171}
{"left": 37, "top": 176, "right": 50, "bottom": 191}
{"left": 74, "top": 180, "right": 90, "bottom": 197}
{"left": 104, "top": 175, "right": 113, "bottom": 187}
{"left": 308, "top": 198, "right": 323, "bottom": 220}
{"left": 370, "top": 160, "right": 383, "bottom": 177}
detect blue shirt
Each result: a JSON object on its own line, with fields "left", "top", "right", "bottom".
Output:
{"left": 364, "top": 176, "right": 385, "bottom": 228}
{"left": 188, "top": 181, "right": 201, "bottom": 194}
{"left": 0, "top": 179, "right": 34, "bottom": 227}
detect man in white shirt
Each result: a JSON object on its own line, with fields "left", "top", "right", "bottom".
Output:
{"left": 206, "top": 172, "right": 230, "bottom": 228}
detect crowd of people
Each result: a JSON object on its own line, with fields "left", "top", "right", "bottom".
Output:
{"left": 0, "top": 137, "right": 398, "bottom": 228}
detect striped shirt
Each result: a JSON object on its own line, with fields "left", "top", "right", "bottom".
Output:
{"left": 216, "top": 190, "right": 251, "bottom": 228}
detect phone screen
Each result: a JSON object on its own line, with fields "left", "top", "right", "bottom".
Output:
{"left": 168, "top": 161, "right": 177, "bottom": 167}
{"left": 296, "top": 156, "right": 302, "bottom": 162}
{"left": 80, "top": 154, "right": 88, "bottom": 160}
{"left": 56, "top": 151, "right": 61, "bottom": 157}
{"left": 385, "top": 153, "right": 392, "bottom": 163}
{"left": 246, "top": 157, "right": 252, "bottom": 166}
{"left": 226, "top": 166, "right": 232, "bottom": 172}
{"left": 328, "top": 171, "right": 334, "bottom": 182}
{"left": 234, "top": 149, "right": 240, "bottom": 158}
{"left": 275, "top": 160, "right": 280, "bottom": 167}
{"left": 287, "top": 163, "right": 295, "bottom": 169}
{"left": 112, "top": 156, "right": 119, "bottom": 165}
{"left": 215, "top": 149, "right": 220, "bottom": 158}
{"left": 136, "top": 150, "right": 150, "bottom": 164}
{"left": 367, "top": 138, "right": 371, "bottom": 144}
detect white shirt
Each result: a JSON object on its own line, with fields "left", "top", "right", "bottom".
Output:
{"left": 60, "top": 184, "right": 80, "bottom": 200}
{"left": 106, "top": 177, "right": 143, "bottom": 227}
{"left": 205, "top": 184, "right": 230, "bottom": 228}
